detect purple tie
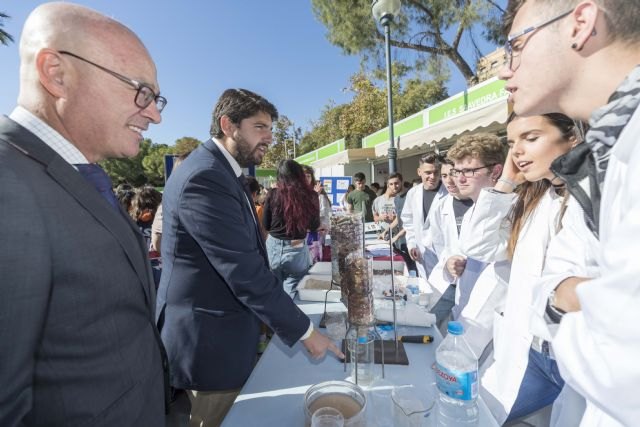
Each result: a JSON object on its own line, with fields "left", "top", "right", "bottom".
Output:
{"left": 74, "top": 163, "right": 120, "bottom": 211}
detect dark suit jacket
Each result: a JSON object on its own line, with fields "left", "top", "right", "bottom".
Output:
{"left": 0, "top": 116, "right": 167, "bottom": 427}
{"left": 156, "top": 139, "right": 310, "bottom": 391}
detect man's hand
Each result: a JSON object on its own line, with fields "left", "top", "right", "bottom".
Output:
{"left": 446, "top": 255, "right": 467, "bottom": 278}
{"left": 553, "top": 276, "right": 589, "bottom": 312}
{"left": 302, "top": 330, "right": 345, "bottom": 360}
{"left": 409, "top": 247, "right": 421, "bottom": 261}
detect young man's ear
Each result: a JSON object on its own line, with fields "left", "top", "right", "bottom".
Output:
{"left": 491, "top": 164, "right": 504, "bottom": 181}
{"left": 219, "top": 115, "right": 237, "bottom": 138}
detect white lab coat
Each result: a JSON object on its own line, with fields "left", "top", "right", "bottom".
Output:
{"left": 551, "top": 107, "right": 640, "bottom": 427}
{"left": 431, "top": 200, "right": 510, "bottom": 358}
{"left": 423, "top": 195, "right": 460, "bottom": 295}
{"left": 401, "top": 184, "right": 448, "bottom": 278}
{"left": 461, "top": 188, "right": 564, "bottom": 423}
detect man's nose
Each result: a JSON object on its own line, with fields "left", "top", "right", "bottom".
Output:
{"left": 498, "top": 61, "right": 514, "bottom": 80}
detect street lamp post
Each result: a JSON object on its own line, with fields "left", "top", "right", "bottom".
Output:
{"left": 372, "top": 0, "right": 401, "bottom": 175}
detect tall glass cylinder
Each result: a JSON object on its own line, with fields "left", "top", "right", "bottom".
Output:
{"left": 330, "top": 212, "right": 365, "bottom": 301}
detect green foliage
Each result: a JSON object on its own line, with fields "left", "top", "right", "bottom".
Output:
{"left": 311, "top": 0, "right": 504, "bottom": 83}
{"left": 142, "top": 143, "right": 171, "bottom": 185}
{"left": 262, "top": 115, "right": 293, "bottom": 168}
{"left": 101, "top": 139, "right": 153, "bottom": 187}
{"left": 338, "top": 73, "right": 388, "bottom": 148}
{"left": 298, "top": 102, "right": 347, "bottom": 155}
{"left": 173, "top": 137, "right": 201, "bottom": 157}
{"left": 1, "top": 12, "right": 14, "bottom": 46}
{"left": 299, "top": 67, "right": 448, "bottom": 153}
{"left": 102, "top": 137, "right": 202, "bottom": 187}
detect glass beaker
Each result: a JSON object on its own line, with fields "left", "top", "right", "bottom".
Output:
{"left": 346, "top": 325, "right": 376, "bottom": 386}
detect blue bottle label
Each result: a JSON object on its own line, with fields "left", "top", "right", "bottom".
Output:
{"left": 434, "top": 362, "right": 478, "bottom": 401}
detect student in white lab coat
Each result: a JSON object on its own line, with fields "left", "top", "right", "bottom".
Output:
{"left": 500, "top": 1, "right": 640, "bottom": 425}
{"left": 400, "top": 153, "right": 447, "bottom": 279}
{"left": 438, "top": 134, "right": 510, "bottom": 358}
{"left": 424, "top": 161, "right": 470, "bottom": 326}
{"left": 460, "top": 113, "right": 581, "bottom": 424}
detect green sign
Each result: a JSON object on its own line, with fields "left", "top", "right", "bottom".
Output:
{"left": 295, "top": 138, "right": 345, "bottom": 165}
{"left": 362, "top": 113, "right": 424, "bottom": 148}
{"left": 428, "top": 79, "right": 507, "bottom": 125}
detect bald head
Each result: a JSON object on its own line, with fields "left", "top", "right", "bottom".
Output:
{"left": 15, "top": 2, "right": 163, "bottom": 163}
{"left": 19, "top": 2, "right": 149, "bottom": 103}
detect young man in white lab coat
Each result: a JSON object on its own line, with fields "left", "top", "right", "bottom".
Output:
{"left": 400, "top": 153, "right": 447, "bottom": 279}
{"left": 424, "top": 161, "right": 469, "bottom": 328}
{"left": 439, "top": 134, "right": 510, "bottom": 360}
{"left": 501, "top": 1, "right": 640, "bottom": 425}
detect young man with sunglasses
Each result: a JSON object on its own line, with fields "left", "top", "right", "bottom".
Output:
{"left": 501, "top": 1, "right": 640, "bottom": 425}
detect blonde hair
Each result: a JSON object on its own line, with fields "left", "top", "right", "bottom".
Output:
{"left": 447, "top": 133, "right": 505, "bottom": 166}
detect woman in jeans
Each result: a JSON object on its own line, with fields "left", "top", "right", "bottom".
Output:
{"left": 460, "top": 113, "right": 582, "bottom": 424}
{"left": 263, "top": 159, "right": 320, "bottom": 297}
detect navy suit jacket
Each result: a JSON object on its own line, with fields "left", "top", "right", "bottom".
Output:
{"left": 0, "top": 116, "right": 167, "bottom": 426}
{"left": 156, "top": 139, "right": 310, "bottom": 390}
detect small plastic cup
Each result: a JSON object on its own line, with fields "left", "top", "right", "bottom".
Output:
{"left": 311, "top": 407, "right": 345, "bottom": 427}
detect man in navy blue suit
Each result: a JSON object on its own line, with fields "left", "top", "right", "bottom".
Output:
{"left": 157, "top": 88, "right": 344, "bottom": 426}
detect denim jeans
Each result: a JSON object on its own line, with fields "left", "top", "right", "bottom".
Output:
{"left": 266, "top": 235, "right": 311, "bottom": 298}
{"left": 506, "top": 344, "right": 565, "bottom": 422}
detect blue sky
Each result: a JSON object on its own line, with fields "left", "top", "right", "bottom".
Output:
{"left": 0, "top": 1, "right": 501, "bottom": 146}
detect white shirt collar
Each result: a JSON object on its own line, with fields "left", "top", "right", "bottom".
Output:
{"left": 9, "top": 106, "right": 90, "bottom": 165}
{"left": 211, "top": 137, "right": 242, "bottom": 177}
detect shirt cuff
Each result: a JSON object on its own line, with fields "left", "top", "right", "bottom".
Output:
{"left": 299, "top": 320, "right": 314, "bottom": 341}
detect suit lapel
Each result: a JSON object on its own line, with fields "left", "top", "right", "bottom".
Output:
{"left": 0, "top": 117, "right": 154, "bottom": 309}
{"left": 203, "top": 139, "right": 268, "bottom": 260}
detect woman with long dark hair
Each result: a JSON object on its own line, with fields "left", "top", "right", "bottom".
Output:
{"left": 263, "top": 159, "right": 320, "bottom": 297}
{"left": 460, "top": 113, "right": 581, "bottom": 424}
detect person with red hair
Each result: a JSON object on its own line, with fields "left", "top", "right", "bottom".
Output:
{"left": 263, "top": 159, "right": 321, "bottom": 297}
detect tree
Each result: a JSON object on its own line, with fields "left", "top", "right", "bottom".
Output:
{"left": 142, "top": 143, "right": 171, "bottom": 186}
{"left": 299, "top": 67, "right": 447, "bottom": 152}
{"left": 262, "top": 115, "right": 293, "bottom": 168}
{"left": 338, "top": 73, "right": 388, "bottom": 148}
{"left": 339, "top": 67, "right": 447, "bottom": 148}
{"left": 102, "top": 139, "right": 153, "bottom": 186}
{"left": 298, "top": 102, "right": 347, "bottom": 155}
{"left": 311, "top": 0, "right": 505, "bottom": 84}
{"left": 1, "top": 12, "right": 14, "bottom": 46}
{"left": 173, "top": 137, "right": 201, "bottom": 157}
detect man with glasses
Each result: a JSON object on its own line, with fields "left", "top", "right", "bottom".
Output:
{"left": 437, "top": 134, "right": 509, "bottom": 360}
{"left": 501, "top": 1, "right": 640, "bottom": 425}
{"left": 0, "top": 3, "right": 168, "bottom": 426}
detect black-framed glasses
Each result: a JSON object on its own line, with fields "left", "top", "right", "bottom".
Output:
{"left": 59, "top": 50, "right": 167, "bottom": 113}
{"left": 504, "top": 9, "right": 573, "bottom": 70}
{"left": 450, "top": 164, "right": 496, "bottom": 178}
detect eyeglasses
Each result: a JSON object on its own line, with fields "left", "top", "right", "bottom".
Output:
{"left": 59, "top": 50, "right": 167, "bottom": 113}
{"left": 450, "top": 164, "right": 496, "bottom": 178}
{"left": 504, "top": 10, "right": 573, "bottom": 71}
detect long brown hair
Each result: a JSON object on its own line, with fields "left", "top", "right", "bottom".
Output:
{"left": 506, "top": 113, "right": 577, "bottom": 259}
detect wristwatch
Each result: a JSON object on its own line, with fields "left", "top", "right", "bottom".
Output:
{"left": 546, "top": 289, "right": 567, "bottom": 323}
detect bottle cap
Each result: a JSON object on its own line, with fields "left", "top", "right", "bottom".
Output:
{"left": 447, "top": 321, "right": 464, "bottom": 335}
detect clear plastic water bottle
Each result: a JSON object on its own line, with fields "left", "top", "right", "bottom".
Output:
{"left": 406, "top": 270, "right": 420, "bottom": 303}
{"left": 434, "top": 321, "right": 479, "bottom": 426}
